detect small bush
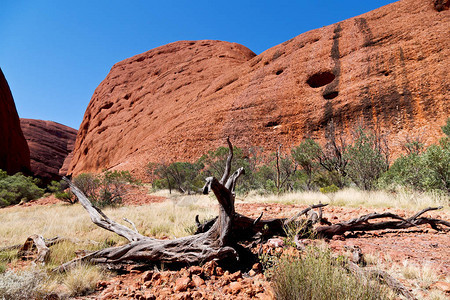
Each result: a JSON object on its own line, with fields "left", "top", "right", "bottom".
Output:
{"left": 0, "top": 171, "right": 44, "bottom": 207}
{"left": 0, "top": 268, "right": 47, "bottom": 299}
{"left": 63, "top": 264, "right": 104, "bottom": 296}
{"left": 47, "top": 180, "right": 77, "bottom": 204}
{"left": 73, "top": 170, "right": 134, "bottom": 207}
{"left": 268, "top": 246, "right": 392, "bottom": 300}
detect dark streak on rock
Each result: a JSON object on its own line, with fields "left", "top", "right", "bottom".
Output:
{"left": 398, "top": 48, "right": 415, "bottom": 123}
{"left": 322, "top": 23, "right": 342, "bottom": 127}
{"left": 355, "top": 18, "right": 375, "bottom": 125}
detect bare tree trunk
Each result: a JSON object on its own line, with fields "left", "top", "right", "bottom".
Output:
{"left": 57, "top": 138, "right": 243, "bottom": 271}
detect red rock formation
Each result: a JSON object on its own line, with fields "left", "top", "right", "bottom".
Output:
{"left": 20, "top": 119, "right": 77, "bottom": 181}
{"left": 69, "top": 0, "right": 449, "bottom": 177}
{"left": 0, "top": 68, "right": 30, "bottom": 174}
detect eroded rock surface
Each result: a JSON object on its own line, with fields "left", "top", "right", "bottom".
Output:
{"left": 69, "top": 0, "right": 449, "bottom": 177}
{"left": 20, "top": 119, "right": 77, "bottom": 181}
{"left": 0, "top": 68, "right": 30, "bottom": 174}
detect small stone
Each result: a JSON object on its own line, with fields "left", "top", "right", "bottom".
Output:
{"left": 249, "top": 270, "right": 257, "bottom": 277}
{"left": 202, "top": 260, "right": 218, "bottom": 276}
{"left": 222, "top": 286, "right": 231, "bottom": 294}
{"left": 230, "top": 270, "right": 242, "bottom": 280}
{"left": 189, "top": 265, "right": 203, "bottom": 275}
{"left": 215, "top": 266, "right": 224, "bottom": 276}
{"left": 230, "top": 281, "right": 243, "bottom": 294}
{"left": 174, "top": 276, "right": 192, "bottom": 292}
{"left": 252, "top": 263, "right": 262, "bottom": 271}
{"left": 192, "top": 274, "right": 205, "bottom": 287}
{"left": 142, "top": 270, "right": 154, "bottom": 282}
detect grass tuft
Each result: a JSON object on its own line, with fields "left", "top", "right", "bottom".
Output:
{"left": 63, "top": 264, "right": 104, "bottom": 296}
{"left": 268, "top": 246, "right": 393, "bottom": 300}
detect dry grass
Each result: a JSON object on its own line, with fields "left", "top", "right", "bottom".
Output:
{"left": 62, "top": 263, "right": 104, "bottom": 296}
{"left": 349, "top": 250, "right": 449, "bottom": 299}
{"left": 243, "top": 188, "right": 449, "bottom": 210}
{"left": 0, "top": 194, "right": 217, "bottom": 298}
{"left": 0, "top": 194, "right": 216, "bottom": 247}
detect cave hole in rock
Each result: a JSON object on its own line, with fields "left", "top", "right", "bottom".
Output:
{"left": 265, "top": 120, "right": 280, "bottom": 128}
{"left": 275, "top": 69, "right": 284, "bottom": 75}
{"left": 323, "top": 91, "right": 339, "bottom": 99}
{"left": 306, "top": 71, "right": 335, "bottom": 88}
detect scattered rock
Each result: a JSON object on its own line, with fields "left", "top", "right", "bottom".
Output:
{"left": 192, "top": 274, "right": 204, "bottom": 287}
{"left": 174, "top": 276, "right": 191, "bottom": 292}
{"left": 230, "top": 281, "right": 243, "bottom": 294}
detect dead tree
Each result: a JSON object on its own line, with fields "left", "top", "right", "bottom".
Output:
{"left": 57, "top": 138, "right": 246, "bottom": 271}
{"left": 43, "top": 138, "right": 447, "bottom": 271}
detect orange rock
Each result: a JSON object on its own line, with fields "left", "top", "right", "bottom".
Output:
{"left": 192, "top": 274, "right": 205, "bottom": 287}
{"left": 229, "top": 281, "right": 243, "bottom": 294}
{"left": 174, "top": 276, "right": 192, "bottom": 292}
{"left": 68, "top": 0, "right": 450, "bottom": 178}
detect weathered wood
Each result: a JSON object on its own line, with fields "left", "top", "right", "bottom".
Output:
{"left": 58, "top": 139, "right": 242, "bottom": 271}
{"left": 348, "top": 261, "right": 416, "bottom": 300}
{"left": 64, "top": 178, "right": 146, "bottom": 243}
{"left": 315, "top": 207, "right": 450, "bottom": 238}
{"left": 18, "top": 234, "right": 50, "bottom": 263}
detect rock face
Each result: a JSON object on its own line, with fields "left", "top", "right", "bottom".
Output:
{"left": 20, "top": 119, "right": 77, "bottom": 181}
{"left": 69, "top": 0, "right": 449, "bottom": 177}
{"left": 0, "top": 68, "right": 30, "bottom": 174}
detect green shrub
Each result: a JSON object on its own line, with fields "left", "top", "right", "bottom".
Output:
{"left": 292, "top": 139, "right": 322, "bottom": 190}
{"left": 345, "top": 127, "right": 389, "bottom": 190}
{"left": 0, "top": 171, "right": 44, "bottom": 207}
{"left": 380, "top": 120, "right": 450, "bottom": 194}
{"left": 73, "top": 170, "right": 134, "bottom": 207}
{"left": 47, "top": 180, "right": 76, "bottom": 204}
{"left": 269, "top": 247, "right": 392, "bottom": 300}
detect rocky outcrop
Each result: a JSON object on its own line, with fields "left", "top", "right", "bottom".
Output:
{"left": 20, "top": 119, "right": 77, "bottom": 182}
{"left": 68, "top": 0, "right": 449, "bottom": 177}
{"left": 0, "top": 68, "right": 30, "bottom": 174}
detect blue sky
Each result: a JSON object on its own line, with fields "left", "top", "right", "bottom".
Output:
{"left": 0, "top": 0, "right": 396, "bottom": 130}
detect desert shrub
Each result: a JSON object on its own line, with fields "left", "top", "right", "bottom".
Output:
{"left": 0, "top": 171, "right": 44, "bottom": 207}
{"left": 292, "top": 139, "right": 322, "bottom": 190}
{"left": 73, "top": 170, "right": 134, "bottom": 207}
{"left": 380, "top": 119, "right": 450, "bottom": 194}
{"left": 199, "top": 145, "right": 259, "bottom": 193}
{"left": 0, "top": 268, "right": 47, "bottom": 300}
{"left": 269, "top": 247, "right": 392, "bottom": 300}
{"left": 147, "top": 161, "right": 204, "bottom": 194}
{"left": 47, "top": 180, "right": 77, "bottom": 204}
{"left": 345, "top": 127, "right": 389, "bottom": 190}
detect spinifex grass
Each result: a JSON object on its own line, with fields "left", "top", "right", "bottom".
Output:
{"left": 268, "top": 246, "right": 393, "bottom": 300}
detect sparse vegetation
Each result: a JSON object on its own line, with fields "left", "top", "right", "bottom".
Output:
{"left": 63, "top": 264, "right": 104, "bottom": 296}
{"left": 73, "top": 170, "right": 135, "bottom": 207}
{"left": 0, "top": 268, "right": 47, "bottom": 300}
{"left": 147, "top": 118, "right": 450, "bottom": 198}
{"left": 47, "top": 179, "right": 77, "bottom": 204}
{"left": 268, "top": 246, "right": 392, "bottom": 300}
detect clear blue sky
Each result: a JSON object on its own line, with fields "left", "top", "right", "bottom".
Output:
{"left": 0, "top": 0, "right": 396, "bottom": 130}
